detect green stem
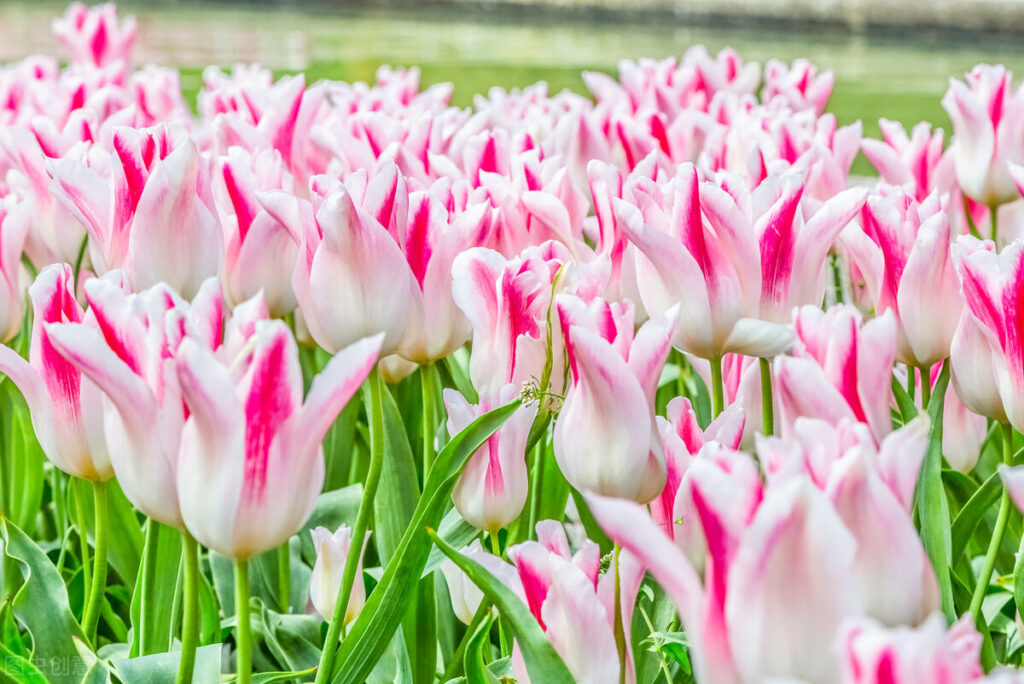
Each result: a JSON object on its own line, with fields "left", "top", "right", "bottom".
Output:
{"left": 314, "top": 366, "right": 384, "bottom": 684}
{"left": 421, "top": 362, "right": 437, "bottom": 480}
{"left": 72, "top": 233, "right": 89, "bottom": 285}
{"left": 439, "top": 600, "right": 492, "bottom": 682}
{"left": 73, "top": 482, "right": 91, "bottom": 617}
{"left": 234, "top": 559, "right": 252, "bottom": 684}
{"left": 613, "top": 544, "right": 626, "bottom": 684}
{"left": 527, "top": 439, "right": 544, "bottom": 536}
{"left": 710, "top": 355, "right": 724, "bottom": 419}
{"left": 138, "top": 521, "right": 160, "bottom": 655}
{"left": 489, "top": 531, "right": 510, "bottom": 658}
{"left": 759, "top": 357, "right": 773, "bottom": 437}
{"left": 919, "top": 366, "right": 932, "bottom": 411}
{"left": 276, "top": 541, "right": 290, "bottom": 613}
{"left": 963, "top": 194, "right": 980, "bottom": 239}
{"left": 830, "top": 253, "right": 844, "bottom": 305}
{"left": 81, "top": 479, "right": 108, "bottom": 647}
{"left": 176, "top": 531, "right": 200, "bottom": 684}
{"left": 970, "top": 422, "right": 1015, "bottom": 624}
{"left": 990, "top": 203, "right": 999, "bottom": 243}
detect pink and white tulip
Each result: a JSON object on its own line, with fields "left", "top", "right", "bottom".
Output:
{"left": 444, "top": 383, "right": 538, "bottom": 533}
{"left": 52, "top": 2, "right": 136, "bottom": 69}
{"left": 174, "top": 320, "right": 382, "bottom": 559}
{"left": 309, "top": 524, "right": 369, "bottom": 625}
{"left": 0, "top": 264, "right": 111, "bottom": 481}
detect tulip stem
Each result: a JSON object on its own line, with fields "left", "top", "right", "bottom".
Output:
{"left": 138, "top": 520, "right": 160, "bottom": 655}
{"left": 759, "top": 357, "right": 773, "bottom": 436}
{"left": 613, "top": 544, "right": 626, "bottom": 684}
{"left": 990, "top": 203, "right": 999, "bottom": 243}
{"left": 489, "top": 531, "right": 511, "bottom": 658}
{"left": 421, "top": 362, "right": 437, "bottom": 480}
{"left": 315, "top": 366, "right": 384, "bottom": 684}
{"left": 81, "top": 479, "right": 108, "bottom": 648}
{"left": 176, "top": 531, "right": 200, "bottom": 684}
{"left": 710, "top": 355, "right": 724, "bottom": 418}
{"left": 276, "top": 541, "right": 290, "bottom": 613}
{"left": 233, "top": 559, "right": 252, "bottom": 684}
{"left": 971, "top": 422, "right": 1015, "bottom": 624}
{"left": 439, "top": 600, "right": 492, "bottom": 681}
{"left": 919, "top": 366, "right": 931, "bottom": 411}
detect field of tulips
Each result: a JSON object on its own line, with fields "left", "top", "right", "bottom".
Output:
{"left": 9, "top": 2, "right": 1024, "bottom": 683}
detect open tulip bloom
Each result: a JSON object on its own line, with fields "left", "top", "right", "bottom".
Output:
{"left": 5, "top": 4, "right": 1024, "bottom": 683}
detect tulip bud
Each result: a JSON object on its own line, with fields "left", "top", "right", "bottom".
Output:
{"left": 439, "top": 539, "right": 485, "bottom": 624}
{"left": 445, "top": 384, "right": 537, "bottom": 533}
{"left": 309, "top": 524, "right": 369, "bottom": 625}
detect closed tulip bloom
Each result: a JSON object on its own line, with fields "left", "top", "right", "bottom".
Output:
{"left": 762, "top": 58, "right": 834, "bottom": 116}
{"left": 439, "top": 539, "right": 486, "bottom": 625}
{"left": 553, "top": 294, "right": 674, "bottom": 503}
{"left": 444, "top": 383, "right": 538, "bottom": 533}
{"left": 955, "top": 236, "right": 1024, "bottom": 431}
{"left": 942, "top": 64, "right": 1024, "bottom": 207}
{"left": 0, "top": 264, "right": 112, "bottom": 481}
{"left": 287, "top": 166, "right": 424, "bottom": 357}
{"left": 0, "top": 192, "right": 31, "bottom": 342}
{"left": 841, "top": 189, "right": 961, "bottom": 367}
{"left": 49, "top": 123, "right": 224, "bottom": 299}
{"left": 45, "top": 276, "right": 237, "bottom": 526}
{"left": 861, "top": 119, "right": 949, "bottom": 203}
{"left": 175, "top": 321, "right": 382, "bottom": 559}
{"left": 212, "top": 147, "right": 299, "bottom": 316}
{"left": 309, "top": 524, "right": 369, "bottom": 625}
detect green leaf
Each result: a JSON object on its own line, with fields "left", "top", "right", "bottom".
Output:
{"left": 891, "top": 373, "right": 918, "bottom": 424}
{"left": 0, "top": 518, "right": 86, "bottom": 684}
{"left": 253, "top": 598, "right": 323, "bottom": 672}
{"left": 372, "top": 383, "right": 419, "bottom": 564}
{"left": 912, "top": 363, "right": 955, "bottom": 621}
{"left": 109, "top": 644, "right": 221, "bottom": 683}
{"left": 252, "top": 668, "right": 317, "bottom": 684}
{"left": 422, "top": 509, "right": 477, "bottom": 579}
{"left": 129, "top": 521, "right": 182, "bottom": 657}
{"left": 463, "top": 614, "right": 499, "bottom": 684}
{"left": 951, "top": 470, "right": 1001, "bottom": 564}
{"left": 428, "top": 530, "right": 574, "bottom": 683}
{"left": 329, "top": 401, "right": 521, "bottom": 684}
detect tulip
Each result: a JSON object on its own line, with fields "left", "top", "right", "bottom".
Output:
{"left": 51, "top": 2, "right": 136, "bottom": 69}
{"left": 471, "top": 520, "right": 642, "bottom": 684}
{"left": 284, "top": 166, "right": 424, "bottom": 358}
{"left": 444, "top": 384, "right": 538, "bottom": 533}
{"left": 762, "top": 58, "right": 834, "bottom": 116}
{"left": 861, "top": 119, "right": 950, "bottom": 203}
{"left": 942, "top": 64, "right": 1024, "bottom": 208}
{"left": 399, "top": 183, "right": 490, "bottom": 362}
{"left": 757, "top": 417, "right": 939, "bottom": 627}
{"left": 553, "top": 294, "right": 674, "bottom": 503}
{"left": 211, "top": 146, "right": 299, "bottom": 316}
{"left": 0, "top": 191, "right": 31, "bottom": 342}
{"left": 174, "top": 321, "right": 382, "bottom": 559}
{"left": 841, "top": 189, "right": 961, "bottom": 368}
{"left": 439, "top": 539, "right": 486, "bottom": 624}
{"left": 309, "top": 524, "right": 369, "bottom": 625}
{"left": 775, "top": 305, "right": 897, "bottom": 443}
{"left": 837, "top": 615, "right": 984, "bottom": 684}
{"left": 954, "top": 236, "right": 1024, "bottom": 431}
{"left": 588, "top": 478, "right": 861, "bottom": 684}
{"left": 951, "top": 308, "right": 1007, "bottom": 424}
{"left": 49, "top": 123, "right": 224, "bottom": 299}
{"left": 45, "top": 276, "right": 232, "bottom": 527}
{"left": 0, "top": 264, "right": 111, "bottom": 481}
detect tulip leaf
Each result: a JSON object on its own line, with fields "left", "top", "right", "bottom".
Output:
{"left": 109, "top": 644, "right": 222, "bottom": 683}
{"left": 912, "top": 362, "right": 955, "bottom": 621}
{"left": 463, "top": 613, "right": 500, "bottom": 684}
{"left": 0, "top": 518, "right": 86, "bottom": 684}
{"left": 329, "top": 400, "right": 521, "bottom": 684}
{"left": 0, "top": 381, "right": 45, "bottom": 537}
{"left": 428, "top": 529, "right": 575, "bottom": 683}
{"left": 253, "top": 598, "right": 323, "bottom": 672}
{"left": 129, "top": 521, "right": 182, "bottom": 657}
{"left": 422, "top": 509, "right": 478, "bottom": 578}
{"left": 372, "top": 382, "right": 419, "bottom": 565}
{"left": 950, "top": 470, "right": 1001, "bottom": 564}
{"left": 890, "top": 373, "right": 918, "bottom": 425}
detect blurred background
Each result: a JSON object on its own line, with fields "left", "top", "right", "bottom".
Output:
{"left": 2, "top": 0, "right": 1023, "bottom": 145}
